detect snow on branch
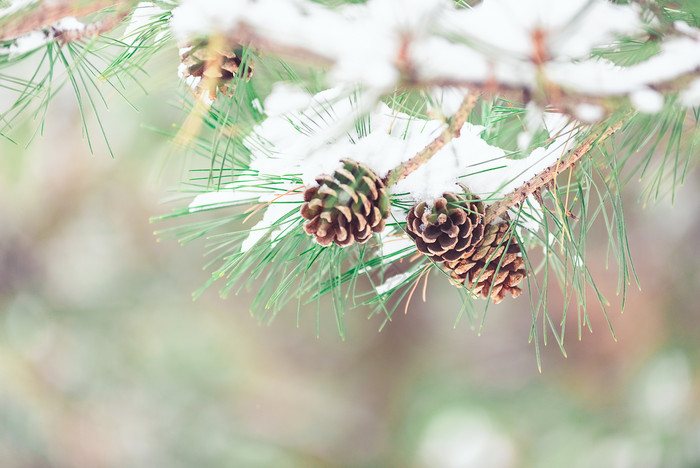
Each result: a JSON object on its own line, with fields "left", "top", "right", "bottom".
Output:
{"left": 168, "top": 0, "right": 700, "bottom": 121}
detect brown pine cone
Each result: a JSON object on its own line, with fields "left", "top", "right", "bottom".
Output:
{"left": 300, "top": 159, "right": 390, "bottom": 247}
{"left": 180, "top": 39, "right": 254, "bottom": 100}
{"left": 444, "top": 222, "right": 527, "bottom": 304}
{"left": 405, "top": 191, "right": 485, "bottom": 263}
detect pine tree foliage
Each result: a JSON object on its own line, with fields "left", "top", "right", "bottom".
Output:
{"left": 1, "top": 0, "right": 699, "bottom": 360}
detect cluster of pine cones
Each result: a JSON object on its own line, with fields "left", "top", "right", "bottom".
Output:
{"left": 176, "top": 38, "right": 526, "bottom": 303}
{"left": 299, "top": 159, "right": 527, "bottom": 304}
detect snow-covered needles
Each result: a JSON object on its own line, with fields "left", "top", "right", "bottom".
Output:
{"left": 170, "top": 0, "right": 700, "bottom": 120}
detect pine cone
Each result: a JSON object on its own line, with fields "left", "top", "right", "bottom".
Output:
{"left": 406, "top": 191, "right": 485, "bottom": 263}
{"left": 179, "top": 39, "right": 254, "bottom": 100}
{"left": 444, "top": 222, "right": 527, "bottom": 304}
{"left": 300, "top": 159, "right": 390, "bottom": 247}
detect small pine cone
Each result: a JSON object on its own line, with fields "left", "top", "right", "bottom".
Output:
{"left": 444, "top": 222, "right": 527, "bottom": 304}
{"left": 180, "top": 39, "right": 254, "bottom": 100}
{"left": 405, "top": 191, "right": 485, "bottom": 263}
{"left": 300, "top": 159, "right": 390, "bottom": 247}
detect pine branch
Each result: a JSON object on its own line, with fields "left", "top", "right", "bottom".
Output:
{"left": 384, "top": 92, "right": 478, "bottom": 187}
{"left": 0, "top": 0, "right": 134, "bottom": 40}
{"left": 483, "top": 116, "right": 629, "bottom": 225}
{"left": 54, "top": 8, "right": 132, "bottom": 44}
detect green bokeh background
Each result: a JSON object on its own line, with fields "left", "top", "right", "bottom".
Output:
{"left": 1, "top": 55, "right": 700, "bottom": 467}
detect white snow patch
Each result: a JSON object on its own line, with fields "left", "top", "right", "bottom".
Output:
{"left": 188, "top": 190, "right": 259, "bottom": 212}
{"left": 674, "top": 20, "right": 700, "bottom": 40}
{"left": 170, "top": 0, "right": 247, "bottom": 42}
{"left": 263, "top": 83, "right": 312, "bottom": 116}
{"left": 379, "top": 231, "right": 416, "bottom": 259}
{"left": 439, "top": 0, "right": 640, "bottom": 60}
{"left": 630, "top": 88, "right": 664, "bottom": 114}
{"left": 575, "top": 103, "right": 605, "bottom": 123}
{"left": 0, "top": 0, "right": 38, "bottom": 21}
{"left": 246, "top": 87, "right": 444, "bottom": 187}
{"left": 426, "top": 86, "right": 469, "bottom": 119}
{"left": 251, "top": 98, "right": 263, "bottom": 114}
{"left": 240, "top": 192, "right": 304, "bottom": 253}
{"left": 376, "top": 271, "right": 415, "bottom": 295}
{"left": 681, "top": 78, "right": 700, "bottom": 108}
{"left": 123, "top": 2, "right": 165, "bottom": 41}
{"left": 547, "top": 38, "right": 700, "bottom": 95}
{"left": 516, "top": 102, "right": 544, "bottom": 151}
{"left": 52, "top": 16, "right": 84, "bottom": 33}
{"left": 9, "top": 30, "right": 48, "bottom": 57}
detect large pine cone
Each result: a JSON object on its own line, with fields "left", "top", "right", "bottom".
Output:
{"left": 406, "top": 191, "right": 485, "bottom": 263}
{"left": 300, "top": 159, "right": 390, "bottom": 247}
{"left": 444, "top": 222, "right": 527, "bottom": 304}
{"left": 179, "top": 39, "right": 253, "bottom": 100}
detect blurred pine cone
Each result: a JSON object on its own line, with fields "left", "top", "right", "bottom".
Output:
{"left": 405, "top": 191, "right": 485, "bottom": 262}
{"left": 179, "top": 39, "right": 253, "bottom": 100}
{"left": 444, "top": 222, "right": 527, "bottom": 304}
{"left": 300, "top": 159, "right": 390, "bottom": 247}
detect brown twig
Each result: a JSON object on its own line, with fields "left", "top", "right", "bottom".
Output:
{"left": 384, "top": 92, "right": 479, "bottom": 187}
{"left": 0, "top": 1, "right": 133, "bottom": 40}
{"left": 54, "top": 9, "right": 131, "bottom": 44}
{"left": 483, "top": 117, "right": 628, "bottom": 225}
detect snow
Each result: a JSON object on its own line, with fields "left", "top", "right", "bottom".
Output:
{"left": 246, "top": 87, "right": 444, "bottom": 187}
{"left": 123, "top": 2, "right": 166, "bottom": 42}
{"left": 674, "top": 20, "right": 700, "bottom": 40}
{"left": 263, "top": 83, "right": 312, "bottom": 117}
{"left": 426, "top": 86, "right": 469, "bottom": 120}
{"left": 240, "top": 86, "right": 577, "bottom": 251}
{"left": 439, "top": 0, "right": 640, "bottom": 60}
{"left": 0, "top": 0, "right": 38, "bottom": 21}
{"left": 9, "top": 30, "right": 48, "bottom": 57}
{"left": 170, "top": 0, "right": 247, "bottom": 43}
{"left": 240, "top": 193, "right": 304, "bottom": 253}
{"left": 630, "top": 88, "right": 664, "bottom": 114}
{"left": 575, "top": 103, "right": 605, "bottom": 123}
{"left": 52, "top": 17, "right": 84, "bottom": 33}
{"left": 379, "top": 231, "right": 415, "bottom": 259}
{"left": 547, "top": 38, "right": 700, "bottom": 95}
{"left": 681, "top": 78, "right": 700, "bottom": 108}
{"left": 516, "top": 102, "right": 545, "bottom": 151}
{"left": 5, "top": 15, "right": 85, "bottom": 57}
{"left": 167, "top": 0, "right": 698, "bottom": 104}
{"left": 376, "top": 271, "right": 415, "bottom": 295}
{"left": 188, "top": 189, "right": 259, "bottom": 213}
{"left": 171, "top": 0, "right": 697, "bottom": 262}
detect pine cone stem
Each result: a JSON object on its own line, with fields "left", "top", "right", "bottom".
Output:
{"left": 383, "top": 92, "right": 479, "bottom": 187}
{"left": 483, "top": 115, "right": 628, "bottom": 225}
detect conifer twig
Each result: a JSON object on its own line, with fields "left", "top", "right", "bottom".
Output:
{"left": 54, "top": 9, "right": 131, "bottom": 44}
{"left": 384, "top": 92, "right": 478, "bottom": 187}
{"left": 483, "top": 117, "right": 627, "bottom": 224}
{"left": 0, "top": 0, "right": 133, "bottom": 40}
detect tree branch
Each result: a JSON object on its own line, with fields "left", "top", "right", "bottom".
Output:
{"left": 0, "top": 0, "right": 133, "bottom": 41}
{"left": 53, "top": 9, "right": 131, "bottom": 44}
{"left": 483, "top": 117, "right": 628, "bottom": 225}
{"left": 384, "top": 92, "right": 478, "bottom": 187}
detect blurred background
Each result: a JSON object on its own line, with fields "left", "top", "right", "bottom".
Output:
{"left": 1, "top": 55, "right": 700, "bottom": 468}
